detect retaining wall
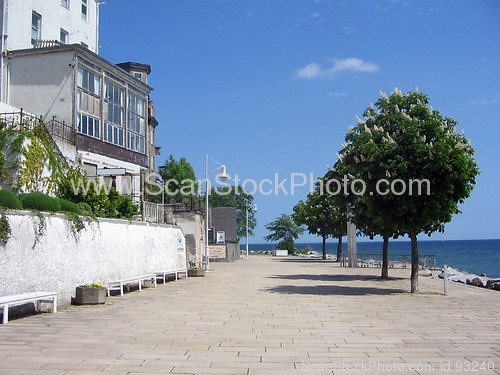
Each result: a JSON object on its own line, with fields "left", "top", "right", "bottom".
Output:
{"left": 0, "top": 211, "right": 186, "bottom": 305}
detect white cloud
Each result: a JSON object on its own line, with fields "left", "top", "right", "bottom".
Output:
{"left": 296, "top": 63, "right": 323, "bottom": 79}
{"left": 296, "top": 58, "right": 379, "bottom": 79}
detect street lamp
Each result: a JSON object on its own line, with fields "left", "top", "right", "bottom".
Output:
{"left": 205, "top": 155, "right": 228, "bottom": 271}
{"left": 245, "top": 203, "right": 257, "bottom": 259}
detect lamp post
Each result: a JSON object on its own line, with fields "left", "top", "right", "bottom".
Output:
{"left": 205, "top": 155, "right": 228, "bottom": 271}
{"left": 245, "top": 203, "right": 257, "bottom": 259}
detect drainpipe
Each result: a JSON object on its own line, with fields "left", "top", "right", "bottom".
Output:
{"left": 1, "top": 0, "right": 9, "bottom": 102}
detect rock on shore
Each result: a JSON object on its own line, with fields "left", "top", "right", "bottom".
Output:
{"left": 438, "top": 267, "right": 500, "bottom": 291}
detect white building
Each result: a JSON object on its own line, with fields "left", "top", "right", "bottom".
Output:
{"left": 1, "top": 0, "right": 99, "bottom": 102}
{"left": 0, "top": 1, "right": 160, "bottom": 200}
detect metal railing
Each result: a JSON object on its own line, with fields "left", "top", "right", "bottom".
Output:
{"left": 142, "top": 196, "right": 204, "bottom": 224}
{"left": 164, "top": 196, "right": 204, "bottom": 213}
{"left": 341, "top": 253, "right": 437, "bottom": 269}
{"left": 45, "top": 116, "right": 76, "bottom": 144}
{"left": 0, "top": 108, "right": 42, "bottom": 131}
{"left": 143, "top": 201, "right": 165, "bottom": 224}
{"left": 34, "top": 40, "right": 63, "bottom": 48}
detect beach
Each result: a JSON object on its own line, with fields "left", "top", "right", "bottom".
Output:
{"left": 0, "top": 256, "right": 499, "bottom": 374}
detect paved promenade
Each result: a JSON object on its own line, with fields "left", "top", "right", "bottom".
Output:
{"left": 0, "top": 256, "right": 499, "bottom": 375}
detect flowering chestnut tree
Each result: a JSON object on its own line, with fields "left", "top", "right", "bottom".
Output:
{"left": 337, "top": 89, "right": 479, "bottom": 293}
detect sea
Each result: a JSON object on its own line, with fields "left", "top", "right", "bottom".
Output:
{"left": 241, "top": 239, "right": 500, "bottom": 279}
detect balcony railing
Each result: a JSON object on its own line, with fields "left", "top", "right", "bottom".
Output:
{"left": 0, "top": 108, "right": 42, "bottom": 131}
{"left": 34, "top": 40, "right": 63, "bottom": 49}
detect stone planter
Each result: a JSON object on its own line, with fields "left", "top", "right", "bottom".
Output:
{"left": 188, "top": 269, "right": 205, "bottom": 277}
{"left": 75, "top": 286, "right": 106, "bottom": 305}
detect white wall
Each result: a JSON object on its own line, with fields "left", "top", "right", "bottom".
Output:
{"left": 3, "top": 0, "right": 98, "bottom": 53}
{"left": 0, "top": 211, "right": 187, "bottom": 305}
{"left": 8, "top": 50, "right": 74, "bottom": 120}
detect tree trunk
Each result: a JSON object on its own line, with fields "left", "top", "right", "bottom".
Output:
{"left": 381, "top": 235, "right": 389, "bottom": 279}
{"left": 336, "top": 236, "right": 343, "bottom": 263}
{"left": 322, "top": 235, "right": 327, "bottom": 260}
{"left": 410, "top": 231, "right": 419, "bottom": 293}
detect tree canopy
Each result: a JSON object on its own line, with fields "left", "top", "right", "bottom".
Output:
{"left": 158, "top": 155, "right": 197, "bottom": 201}
{"left": 264, "top": 213, "right": 304, "bottom": 254}
{"left": 337, "top": 89, "right": 479, "bottom": 292}
{"left": 292, "top": 176, "right": 348, "bottom": 260}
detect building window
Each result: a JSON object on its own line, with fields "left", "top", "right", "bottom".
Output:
{"left": 61, "top": 0, "right": 69, "bottom": 9}
{"left": 104, "top": 80, "right": 125, "bottom": 146}
{"left": 81, "top": 0, "right": 88, "bottom": 20}
{"left": 31, "top": 12, "right": 41, "bottom": 45}
{"left": 77, "top": 66, "right": 100, "bottom": 95}
{"left": 77, "top": 64, "right": 101, "bottom": 139}
{"left": 77, "top": 112, "right": 100, "bottom": 138}
{"left": 60, "top": 29, "right": 69, "bottom": 44}
{"left": 127, "top": 93, "right": 146, "bottom": 153}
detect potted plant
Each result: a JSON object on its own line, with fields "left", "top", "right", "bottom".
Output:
{"left": 188, "top": 266, "right": 205, "bottom": 277}
{"left": 75, "top": 283, "right": 106, "bottom": 305}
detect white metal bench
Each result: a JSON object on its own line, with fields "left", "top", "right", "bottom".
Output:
{"left": 154, "top": 268, "right": 188, "bottom": 283}
{"left": 0, "top": 292, "right": 58, "bottom": 324}
{"left": 106, "top": 274, "right": 157, "bottom": 297}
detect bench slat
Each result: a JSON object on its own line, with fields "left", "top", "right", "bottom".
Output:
{"left": 106, "top": 274, "right": 156, "bottom": 297}
{"left": 154, "top": 268, "right": 188, "bottom": 283}
{"left": 0, "top": 292, "right": 57, "bottom": 324}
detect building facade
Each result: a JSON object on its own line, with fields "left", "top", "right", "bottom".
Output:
{"left": 5, "top": 44, "right": 158, "bottom": 198}
{"left": 1, "top": 0, "right": 99, "bottom": 102}
{"left": 0, "top": 1, "right": 160, "bottom": 200}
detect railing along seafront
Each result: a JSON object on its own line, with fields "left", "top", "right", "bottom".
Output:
{"left": 340, "top": 253, "right": 437, "bottom": 270}
{"left": 142, "top": 197, "right": 204, "bottom": 224}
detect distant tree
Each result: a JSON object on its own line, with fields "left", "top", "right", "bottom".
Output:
{"left": 158, "top": 155, "right": 197, "bottom": 202}
{"left": 337, "top": 89, "right": 479, "bottom": 292}
{"left": 264, "top": 214, "right": 304, "bottom": 254}
{"left": 208, "top": 186, "right": 256, "bottom": 240}
{"left": 292, "top": 176, "right": 348, "bottom": 260}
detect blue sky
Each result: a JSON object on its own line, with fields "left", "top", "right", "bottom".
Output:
{"left": 99, "top": 0, "right": 500, "bottom": 243}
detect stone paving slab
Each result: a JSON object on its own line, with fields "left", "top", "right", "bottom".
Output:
{"left": 0, "top": 255, "right": 499, "bottom": 374}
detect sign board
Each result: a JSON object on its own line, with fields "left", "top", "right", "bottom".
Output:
{"left": 209, "top": 245, "right": 226, "bottom": 259}
{"left": 176, "top": 230, "right": 185, "bottom": 253}
{"left": 216, "top": 231, "right": 225, "bottom": 244}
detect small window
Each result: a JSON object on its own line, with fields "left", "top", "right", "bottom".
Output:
{"left": 60, "top": 29, "right": 69, "bottom": 44}
{"left": 134, "top": 72, "right": 142, "bottom": 80}
{"left": 31, "top": 12, "right": 41, "bottom": 46}
{"left": 81, "top": 0, "right": 88, "bottom": 20}
{"left": 61, "top": 0, "right": 69, "bottom": 9}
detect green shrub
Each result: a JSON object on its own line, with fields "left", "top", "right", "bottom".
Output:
{"left": 57, "top": 198, "right": 81, "bottom": 214}
{"left": 114, "top": 194, "right": 139, "bottom": 219}
{"left": 0, "top": 189, "right": 22, "bottom": 209}
{"left": 77, "top": 202, "right": 92, "bottom": 215}
{"left": 19, "top": 192, "right": 61, "bottom": 212}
